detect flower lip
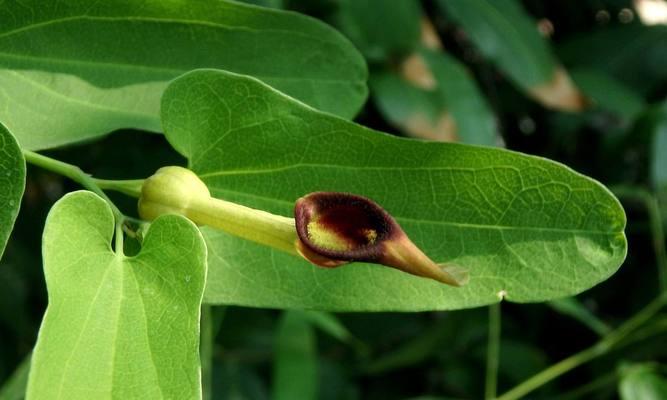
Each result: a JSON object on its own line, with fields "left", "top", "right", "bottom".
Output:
{"left": 295, "top": 191, "right": 401, "bottom": 262}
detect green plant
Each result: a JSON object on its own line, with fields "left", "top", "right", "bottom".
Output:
{"left": 1, "top": 0, "right": 666, "bottom": 399}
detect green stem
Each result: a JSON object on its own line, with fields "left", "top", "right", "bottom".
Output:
{"left": 612, "top": 185, "right": 667, "bottom": 293}
{"left": 22, "top": 150, "right": 124, "bottom": 222}
{"left": 547, "top": 297, "right": 611, "bottom": 337}
{"left": 554, "top": 371, "right": 617, "bottom": 400}
{"left": 496, "top": 294, "right": 667, "bottom": 400}
{"left": 485, "top": 303, "right": 501, "bottom": 400}
{"left": 23, "top": 150, "right": 129, "bottom": 256}
{"left": 94, "top": 178, "right": 144, "bottom": 198}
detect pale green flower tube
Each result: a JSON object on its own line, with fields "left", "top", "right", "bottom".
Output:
{"left": 138, "top": 166, "right": 468, "bottom": 286}
{"left": 138, "top": 166, "right": 298, "bottom": 255}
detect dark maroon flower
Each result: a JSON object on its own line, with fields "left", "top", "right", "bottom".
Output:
{"left": 294, "top": 192, "right": 469, "bottom": 286}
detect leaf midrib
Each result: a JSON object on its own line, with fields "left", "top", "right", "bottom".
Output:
{"left": 4, "top": 70, "right": 156, "bottom": 118}
{"left": 55, "top": 257, "right": 117, "bottom": 400}
{"left": 209, "top": 187, "right": 624, "bottom": 236}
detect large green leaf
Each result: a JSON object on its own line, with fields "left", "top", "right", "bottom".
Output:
{"left": 161, "top": 69, "right": 626, "bottom": 311}
{"left": 27, "top": 191, "right": 207, "bottom": 399}
{"left": 0, "top": 123, "right": 25, "bottom": 260}
{"left": 0, "top": 0, "right": 367, "bottom": 150}
{"left": 435, "top": 0, "right": 583, "bottom": 111}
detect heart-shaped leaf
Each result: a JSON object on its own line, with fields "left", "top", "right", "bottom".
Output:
{"left": 0, "top": 123, "right": 25, "bottom": 260}
{"left": 27, "top": 191, "right": 207, "bottom": 399}
{"left": 0, "top": 0, "right": 367, "bottom": 150}
{"left": 161, "top": 69, "right": 626, "bottom": 311}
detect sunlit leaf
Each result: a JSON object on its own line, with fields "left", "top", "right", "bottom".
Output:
{"left": 0, "top": 0, "right": 367, "bottom": 150}
{"left": 27, "top": 191, "right": 207, "bottom": 399}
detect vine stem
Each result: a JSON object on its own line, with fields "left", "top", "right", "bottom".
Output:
{"left": 22, "top": 150, "right": 127, "bottom": 253}
{"left": 94, "top": 178, "right": 144, "bottom": 198}
{"left": 496, "top": 293, "right": 667, "bottom": 400}
{"left": 485, "top": 303, "right": 501, "bottom": 400}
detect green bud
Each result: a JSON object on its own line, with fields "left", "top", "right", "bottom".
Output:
{"left": 138, "top": 166, "right": 298, "bottom": 254}
{"left": 138, "top": 166, "right": 210, "bottom": 221}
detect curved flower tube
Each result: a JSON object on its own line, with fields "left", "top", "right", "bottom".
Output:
{"left": 138, "top": 167, "right": 468, "bottom": 286}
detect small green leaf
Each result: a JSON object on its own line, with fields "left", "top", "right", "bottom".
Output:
{"left": 559, "top": 25, "right": 667, "bottom": 96}
{"left": 362, "top": 318, "right": 450, "bottom": 375}
{"left": 650, "top": 102, "right": 667, "bottom": 191}
{"left": 619, "top": 364, "right": 667, "bottom": 400}
{"left": 570, "top": 68, "right": 646, "bottom": 123}
{"left": 162, "top": 69, "right": 626, "bottom": 311}
{"left": 301, "top": 311, "right": 352, "bottom": 344}
{"left": 0, "top": 123, "right": 25, "bottom": 260}
{"left": 0, "top": 0, "right": 367, "bottom": 150}
{"left": 371, "top": 48, "right": 497, "bottom": 146}
{"left": 421, "top": 49, "right": 497, "bottom": 146}
{"left": 548, "top": 297, "right": 610, "bottom": 336}
{"left": 27, "top": 191, "right": 207, "bottom": 400}
{"left": 333, "top": 0, "right": 422, "bottom": 62}
{"left": 273, "top": 311, "right": 317, "bottom": 400}
{"left": 0, "top": 352, "right": 30, "bottom": 400}
{"left": 436, "top": 0, "right": 584, "bottom": 111}
{"left": 437, "top": 0, "right": 553, "bottom": 87}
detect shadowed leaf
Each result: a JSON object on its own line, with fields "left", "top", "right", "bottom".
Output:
{"left": 0, "top": 123, "right": 25, "bottom": 260}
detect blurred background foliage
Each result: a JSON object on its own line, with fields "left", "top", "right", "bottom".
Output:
{"left": 1, "top": 0, "right": 667, "bottom": 399}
